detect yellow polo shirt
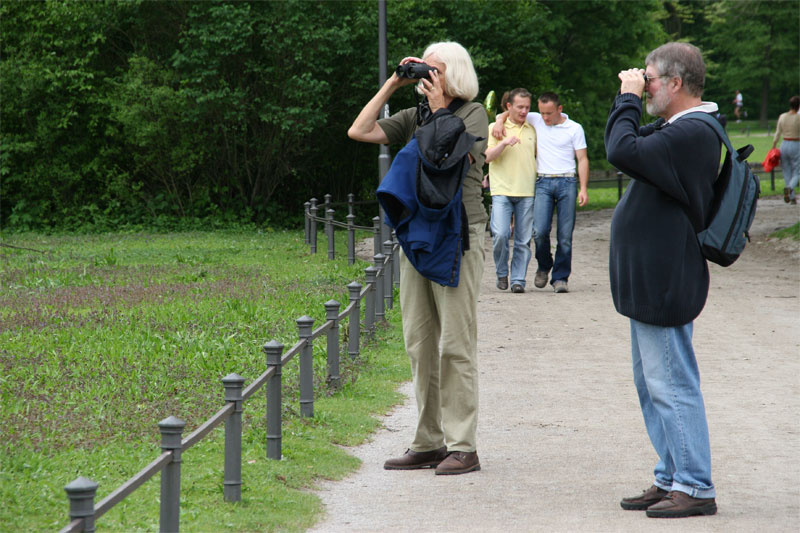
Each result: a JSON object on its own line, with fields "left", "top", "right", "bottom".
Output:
{"left": 487, "top": 118, "right": 537, "bottom": 197}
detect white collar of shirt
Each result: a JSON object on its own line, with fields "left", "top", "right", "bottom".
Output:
{"left": 667, "top": 102, "right": 719, "bottom": 124}
{"left": 551, "top": 113, "right": 569, "bottom": 127}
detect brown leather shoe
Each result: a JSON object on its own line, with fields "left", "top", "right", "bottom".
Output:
{"left": 434, "top": 451, "right": 480, "bottom": 475}
{"left": 620, "top": 485, "right": 668, "bottom": 510}
{"left": 383, "top": 446, "right": 447, "bottom": 470}
{"left": 646, "top": 491, "right": 717, "bottom": 518}
{"left": 496, "top": 276, "right": 508, "bottom": 290}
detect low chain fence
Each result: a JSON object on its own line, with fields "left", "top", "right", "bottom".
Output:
{"left": 303, "top": 193, "right": 394, "bottom": 269}
{"left": 60, "top": 200, "right": 399, "bottom": 532}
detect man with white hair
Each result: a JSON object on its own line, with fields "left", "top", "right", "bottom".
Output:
{"left": 606, "top": 41, "right": 720, "bottom": 518}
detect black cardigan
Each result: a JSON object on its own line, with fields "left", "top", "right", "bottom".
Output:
{"left": 605, "top": 93, "right": 721, "bottom": 326}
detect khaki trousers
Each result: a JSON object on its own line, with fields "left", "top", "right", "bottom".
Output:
{"left": 399, "top": 222, "right": 485, "bottom": 452}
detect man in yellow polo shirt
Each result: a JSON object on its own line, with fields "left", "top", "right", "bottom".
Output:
{"left": 485, "top": 88, "right": 537, "bottom": 293}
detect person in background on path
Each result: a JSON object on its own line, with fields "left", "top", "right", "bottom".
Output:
{"left": 485, "top": 88, "right": 537, "bottom": 294}
{"left": 605, "top": 41, "right": 719, "bottom": 519}
{"left": 348, "top": 41, "right": 486, "bottom": 476}
{"left": 732, "top": 89, "right": 743, "bottom": 122}
{"left": 773, "top": 95, "right": 800, "bottom": 204}
{"left": 492, "top": 92, "right": 589, "bottom": 293}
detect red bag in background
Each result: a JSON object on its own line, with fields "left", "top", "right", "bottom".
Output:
{"left": 763, "top": 148, "right": 781, "bottom": 173}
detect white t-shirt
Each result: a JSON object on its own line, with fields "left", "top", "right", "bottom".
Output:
{"left": 525, "top": 112, "right": 587, "bottom": 174}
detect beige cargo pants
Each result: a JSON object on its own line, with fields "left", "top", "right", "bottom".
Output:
{"left": 398, "top": 222, "right": 485, "bottom": 453}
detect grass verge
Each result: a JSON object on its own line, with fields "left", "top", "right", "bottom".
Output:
{"left": 771, "top": 221, "right": 800, "bottom": 240}
{"left": 0, "top": 229, "right": 409, "bottom": 531}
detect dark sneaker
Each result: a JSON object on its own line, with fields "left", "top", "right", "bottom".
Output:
{"left": 620, "top": 485, "right": 669, "bottom": 511}
{"left": 646, "top": 491, "right": 717, "bottom": 518}
{"left": 553, "top": 280, "right": 568, "bottom": 293}
{"left": 534, "top": 270, "right": 548, "bottom": 288}
{"left": 435, "top": 451, "right": 481, "bottom": 475}
{"left": 384, "top": 446, "right": 448, "bottom": 470}
{"left": 496, "top": 276, "right": 508, "bottom": 291}
{"left": 511, "top": 284, "right": 525, "bottom": 293}
{"left": 785, "top": 187, "right": 792, "bottom": 203}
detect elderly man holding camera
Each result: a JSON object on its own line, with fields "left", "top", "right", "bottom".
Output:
{"left": 348, "top": 42, "right": 487, "bottom": 475}
{"left": 605, "top": 42, "right": 720, "bottom": 519}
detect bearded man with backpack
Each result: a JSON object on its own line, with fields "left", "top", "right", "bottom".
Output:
{"left": 605, "top": 42, "right": 722, "bottom": 519}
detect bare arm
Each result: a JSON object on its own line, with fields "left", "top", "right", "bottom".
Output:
{"left": 491, "top": 111, "right": 509, "bottom": 139}
{"left": 576, "top": 148, "right": 589, "bottom": 206}
{"left": 485, "top": 136, "right": 520, "bottom": 163}
{"left": 348, "top": 58, "right": 420, "bottom": 144}
{"left": 773, "top": 114, "right": 783, "bottom": 148}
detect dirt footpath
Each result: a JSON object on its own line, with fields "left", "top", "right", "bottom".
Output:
{"left": 310, "top": 199, "right": 799, "bottom": 533}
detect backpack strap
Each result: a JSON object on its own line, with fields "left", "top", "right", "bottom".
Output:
{"left": 683, "top": 111, "right": 755, "bottom": 160}
{"left": 682, "top": 112, "right": 736, "bottom": 158}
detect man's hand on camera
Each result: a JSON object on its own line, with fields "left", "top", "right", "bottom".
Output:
{"left": 619, "top": 68, "right": 645, "bottom": 98}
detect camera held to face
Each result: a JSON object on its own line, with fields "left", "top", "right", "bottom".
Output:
{"left": 396, "top": 62, "right": 438, "bottom": 80}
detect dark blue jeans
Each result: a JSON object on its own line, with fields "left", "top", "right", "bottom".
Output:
{"left": 532, "top": 176, "right": 577, "bottom": 284}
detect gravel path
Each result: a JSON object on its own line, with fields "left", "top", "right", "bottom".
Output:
{"left": 310, "top": 198, "right": 799, "bottom": 532}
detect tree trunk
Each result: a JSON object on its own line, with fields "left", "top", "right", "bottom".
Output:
{"left": 760, "top": 76, "right": 769, "bottom": 128}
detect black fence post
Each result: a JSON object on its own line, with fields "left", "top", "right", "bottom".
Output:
{"left": 771, "top": 168, "right": 775, "bottom": 191}
{"left": 348, "top": 193, "right": 355, "bottom": 216}
{"left": 326, "top": 208, "right": 335, "bottom": 260}
{"left": 304, "top": 201, "right": 311, "bottom": 244}
{"left": 364, "top": 266, "right": 377, "bottom": 334}
{"left": 382, "top": 240, "right": 394, "bottom": 310}
{"left": 347, "top": 282, "right": 361, "bottom": 359}
{"left": 309, "top": 199, "right": 318, "bottom": 254}
{"left": 297, "top": 316, "right": 315, "bottom": 417}
{"left": 222, "top": 373, "right": 245, "bottom": 502}
{"left": 264, "top": 340, "right": 284, "bottom": 460}
{"left": 392, "top": 232, "right": 400, "bottom": 287}
{"left": 616, "top": 171, "right": 623, "bottom": 201}
{"left": 372, "top": 216, "right": 381, "bottom": 258}
{"left": 373, "top": 253, "right": 385, "bottom": 322}
{"left": 325, "top": 300, "right": 341, "bottom": 388}
{"left": 159, "top": 416, "right": 185, "bottom": 533}
{"left": 347, "top": 213, "right": 356, "bottom": 266}
{"left": 64, "top": 477, "right": 99, "bottom": 533}
{"left": 324, "top": 193, "right": 331, "bottom": 216}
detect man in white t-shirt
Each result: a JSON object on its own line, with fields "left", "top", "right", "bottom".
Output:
{"left": 493, "top": 92, "right": 589, "bottom": 293}
{"left": 732, "top": 90, "right": 743, "bottom": 122}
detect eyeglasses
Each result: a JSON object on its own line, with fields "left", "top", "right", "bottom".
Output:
{"left": 643, "top": 74, "right": 670, "bottom": 87}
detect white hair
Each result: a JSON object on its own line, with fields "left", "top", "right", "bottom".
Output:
{"left": 422, "top": 41, "right": 479, "bottom": 101}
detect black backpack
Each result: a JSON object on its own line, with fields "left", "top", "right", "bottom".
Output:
{"left": 683, "top": 112, "right": 760, "bottom": 267}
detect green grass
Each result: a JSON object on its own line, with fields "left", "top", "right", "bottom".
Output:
{"left": 0, "top": 229, "right": 409, "bottom": 531}
{"left": 771, "top": 221, "right": 800, "bottom": 240}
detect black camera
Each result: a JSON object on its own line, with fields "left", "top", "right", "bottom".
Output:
{"left": 396, "top": 62, "right": 438, "bottom": 80}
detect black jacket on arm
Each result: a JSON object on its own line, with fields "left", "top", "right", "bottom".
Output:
{"left": 605, "top": 92, "right": 721, "bottom": 327}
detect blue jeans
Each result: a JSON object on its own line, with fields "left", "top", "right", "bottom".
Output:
{"left": 630, "top": 319, "right": 716, "bottom": 498}
{"left": 532, "top": 177, "right": 577, "bottom": 283}
{"left": 781, "top": 140, "right": 800, "bottom": 201}
{"left": 490, "top": 195, "right": 534, "bottom": 286}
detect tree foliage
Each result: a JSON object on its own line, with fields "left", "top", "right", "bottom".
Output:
{"left": 1, "top": 0, "right": 796, "bottom": 230}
